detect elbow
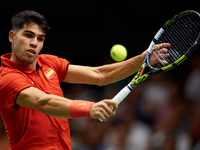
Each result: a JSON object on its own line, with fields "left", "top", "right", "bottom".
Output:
{"left": 95, "top": 72, "right": 114, "bottom": 86}
{"left": 96, "top": 82, "right": 105, "bottom": 87}
{"left": 37, "top": 95, "right": 51, "bottom": 114}
{"left": 91, "top": 67, "right": 109, "bottom": 86}
{"left": 95, "top": 74, "right": 107, "bottom": 86}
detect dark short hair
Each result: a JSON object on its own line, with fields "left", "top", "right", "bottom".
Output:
{"left": 12, "top": 10, "right": 50, "bottom": 33}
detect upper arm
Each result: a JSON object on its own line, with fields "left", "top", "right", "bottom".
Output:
{"left": 63, "top": 64, "right": 104, "bottom": 86}
{"left": 16, "top": 87, "right": 47, "bottom": 112}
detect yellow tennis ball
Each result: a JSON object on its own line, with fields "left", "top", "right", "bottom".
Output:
{"left": 110, "top": 44, "right": 127, "bottom": 62}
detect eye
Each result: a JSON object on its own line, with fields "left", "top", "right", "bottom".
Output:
{"left": 25, "top": 33, "right": 34, "bottom": 38}
{"left": 37, "top": 37, "right": 45, "bottom": 42}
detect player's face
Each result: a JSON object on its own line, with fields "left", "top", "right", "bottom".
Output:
{"left": 9, "top": 23, "right": 46, "bottom": 68}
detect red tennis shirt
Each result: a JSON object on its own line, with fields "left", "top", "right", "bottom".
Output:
{"left": 0, "top": 53, "right": 71, "bottom": 150}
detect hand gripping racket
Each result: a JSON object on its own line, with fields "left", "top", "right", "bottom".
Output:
{"left": 99, "top": 10, "right": 200, "bottom": 122}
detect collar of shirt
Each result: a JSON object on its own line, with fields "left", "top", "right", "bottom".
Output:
{"left": 1, "top": 53, "right": 42, "bottom": 74}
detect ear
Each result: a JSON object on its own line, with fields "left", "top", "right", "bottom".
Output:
{"left": 9, "top": 30, "right": 15, "bottom": 43}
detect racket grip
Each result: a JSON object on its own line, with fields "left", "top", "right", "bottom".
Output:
{"left": 98, "top": 86, "right": 131, "bottom": 122}
{"left": 112, "top": 86, "right": 132, "bottom": 104}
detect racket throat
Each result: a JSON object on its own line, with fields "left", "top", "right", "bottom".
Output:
{"left": 129, "top": 71, "right": 150, "bottom": 88}
{"left": 127, "top": 85, "right": 133, "bottom": 90}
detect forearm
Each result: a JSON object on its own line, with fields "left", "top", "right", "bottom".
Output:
{"left": 16, "top": 87, "right": 73, "bottom": 118}
{"left": 37, "top": 94, "right": 73, "bottom": 118}
{"left": 35, "top": 95, "right": 118, "bottom": 121}
{"left": 16, "top": 87, "right": 117, "bottom": 121}
{"left": 40, "top": 96, "right": 118, "bottom": 121}
{"left": 97, "top": 51, "right": 146, "bottom": 86}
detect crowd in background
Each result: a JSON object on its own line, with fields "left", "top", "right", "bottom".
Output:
{"left": 1, "top": 48, "right": 200, "bottom": 150}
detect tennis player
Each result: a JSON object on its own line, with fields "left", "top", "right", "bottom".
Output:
{"left": 0, "top": 10, "right": 169, "bottom": 150}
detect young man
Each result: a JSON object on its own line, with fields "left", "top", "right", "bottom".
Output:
{"left": 0, "top": 10, "right": 170, "bottom": 149}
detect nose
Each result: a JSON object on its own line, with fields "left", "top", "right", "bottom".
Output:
{"left": 30, "top": 37, "right": 38, "bottom": 48}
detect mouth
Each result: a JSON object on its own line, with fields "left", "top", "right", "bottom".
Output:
{"left": 26, "top": 49, "right": 36, "bottom": 56}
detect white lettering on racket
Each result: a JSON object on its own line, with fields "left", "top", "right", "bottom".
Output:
{"left": 147, "top": 41, "right": 155, "bottom": 53}
{"left": 155, "top": 28, "right": 164, "bottom": 40}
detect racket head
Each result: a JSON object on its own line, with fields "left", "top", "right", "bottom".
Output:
{"left": 147, "top": 10, "right": 200, "bottom": 71}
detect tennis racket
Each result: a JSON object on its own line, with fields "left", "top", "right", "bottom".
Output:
{"left": 99, "top": 10, "right": 200, "bottom": 122}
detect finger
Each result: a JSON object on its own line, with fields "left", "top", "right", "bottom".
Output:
{"left": 161, "top": 60, "right": 167, "bottom": 64}
{"left": 98, "top": 103, "right": 114, "bottom": 119}
{"left": 97, "top": 100, "right": 118, "bottom": 121}
{"left": 90, "top": 102, "right": 111, "bottom": 120}
{"left": 165, "top": 43, "right": 171, "bottom": 47}
{"left": 104, "top": 100, "right": 118, "bottom": 110}
{"left": 153, "top": 43, "right": 171, "bottom": 50}
{"left": 159, "top": 48, "right": 168, "bottom": 53}
{"left": 154, "top": 48, "right": 169, "bottom": 57}
{"left": 112, "top": 110, "right": 116, "bottom": 116}
{"left": 94, "top": 106, "right": 109, "bottom": 122}
{"left": 98, "top": 113, "right": 107, "bottom": 122}
{"left": 101, "top": 103, "right": 117, "bottom": 121}
{"left": 161, "top": 53, "right": 170, "bottom": 57}
{"left": 100, "top": 108, "right": 113, "bottom": 122}
{"left": 104, "top": 107, "right": 113, "bottom": 118}
{"left": 158, "top": 43, "right": 171, "bottom": 48}
{"left": 155, "top": 53, "right": 170, "bottom": 58}
{"left": 102, "top": 103, "right": 114, "bottom": 116}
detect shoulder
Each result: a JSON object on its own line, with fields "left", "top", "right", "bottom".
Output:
{"left": 0, "top": 66, "right": 27, "bottom": 79}
{"left": 0, "top": 67, "right": 31, "bottom": 89}
{"left": 38, "top": 54, "right": 61, "bottom": 63}
{"left": 38, "top": 54, "right": 69, "bottom": 67}
{"left": 0, "top": 64, "right": 31, "bottom": 80}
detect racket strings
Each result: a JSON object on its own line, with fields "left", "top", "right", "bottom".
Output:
{"left": 153, "top": 13, "right": 200, "bottom": 68}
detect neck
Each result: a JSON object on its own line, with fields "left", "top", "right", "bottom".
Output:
{"left": 10, "top": 53, "right": 37, "bottom": 70}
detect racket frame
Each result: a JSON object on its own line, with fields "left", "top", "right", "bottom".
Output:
{"left": 98, "top": 10, "right": 200, "bottom": 122}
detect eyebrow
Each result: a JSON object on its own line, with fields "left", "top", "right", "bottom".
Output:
{"left": 23, "top": 30, "right": 46, "bottom": 38}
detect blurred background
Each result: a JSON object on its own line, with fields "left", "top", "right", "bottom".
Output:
{"left": 0, "top": 0, "right": 200, "bottom": 149}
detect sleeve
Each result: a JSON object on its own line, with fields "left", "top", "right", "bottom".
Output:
{"left": 40, "top": 54, "right": 70, "bottom": 83}
{"left": 55, "top": 57, "right": 70, "bottom": 82}
{"left": 0, "top": 73, "right": 32, "bottom": 111}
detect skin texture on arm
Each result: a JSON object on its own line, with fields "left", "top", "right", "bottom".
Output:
{"left": 64, "top": 43, "right": 170, "bottom": 86}
{"left": 64, "top": 53, "right": 146, "bottom": 86}
{"left": 16, "top": 87, "right": 73, "bottom": 118}
{"left": 15, "top": 87, "right": 118, "bottom": 121}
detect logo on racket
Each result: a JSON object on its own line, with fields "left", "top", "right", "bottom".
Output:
{"left": 130, "top": 74, "right": 149, "bottom": 87}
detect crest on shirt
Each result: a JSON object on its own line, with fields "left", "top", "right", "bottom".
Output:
{"left": 44, "top": 68, "right": 55, "bottom": 79}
